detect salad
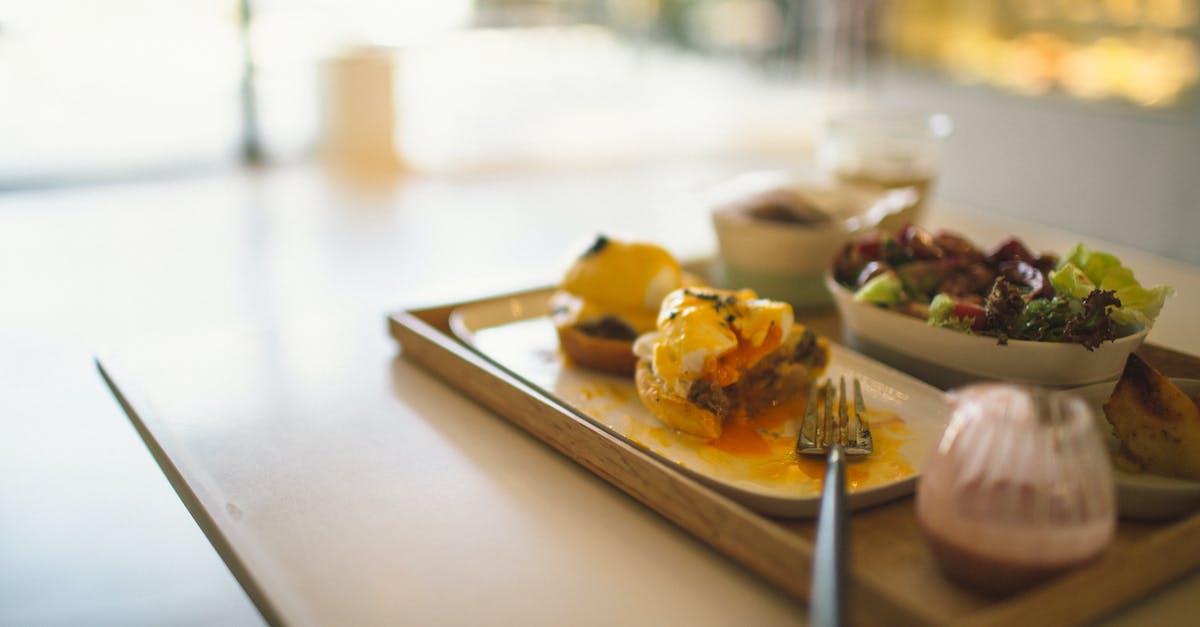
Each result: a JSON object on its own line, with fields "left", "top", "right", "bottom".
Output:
{"left": 831, "top": 224, "right": 1173, "bottom": 350}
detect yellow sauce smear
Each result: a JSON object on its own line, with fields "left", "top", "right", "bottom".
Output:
{"left": 578, "top": 381, "right": 636, "bottom": 408}
{"left": 627, "top": 388, "right": 914, "bottom": 496}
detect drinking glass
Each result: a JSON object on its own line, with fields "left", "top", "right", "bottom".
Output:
{"left": 819, "top": 110, "right": 952, "bottom": 230}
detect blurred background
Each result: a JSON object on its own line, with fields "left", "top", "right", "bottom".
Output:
{"left": 2, "top": 0, "right": 1198, "bottom": 259}
{"left": 1, "top": 2, "right": 1198, "bottom": 626}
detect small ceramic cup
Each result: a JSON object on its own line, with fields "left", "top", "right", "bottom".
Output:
{"left": 709, "top": 172, "right": 918, "bottom": 309}
{"left": 916, "top": 384, "right": 1115, "bottom": 594}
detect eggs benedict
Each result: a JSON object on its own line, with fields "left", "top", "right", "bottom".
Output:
{"left": 552, "top": 235, "right": 688, "bottom": 375}
{"left": 633, "top": 287, "right": 829, "bottom": 440}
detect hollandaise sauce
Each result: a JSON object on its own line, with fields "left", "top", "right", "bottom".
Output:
{"left": 623, "top": 386, "right": 914, "bottom": 496}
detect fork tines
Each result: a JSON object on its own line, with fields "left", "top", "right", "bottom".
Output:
{"left": 796, "top": 376, "right": 873, "bottom": 457}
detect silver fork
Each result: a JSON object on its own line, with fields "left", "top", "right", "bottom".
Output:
{"left": 796, "top": 376, "right": 873, "bottom": 457}
{"left": 796, "top": 376, "right": 873, "bottom": 627}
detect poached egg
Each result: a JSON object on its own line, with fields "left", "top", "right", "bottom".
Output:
{"left": 553, "top": 236, "right": 684, "bottom": 336}
{"left": 635, "top": 287, "right": 794, "bottom": 398}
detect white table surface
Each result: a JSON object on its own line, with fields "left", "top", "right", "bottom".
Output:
{"left": 6, "top": 159, "right": 1199, "bottom": 626}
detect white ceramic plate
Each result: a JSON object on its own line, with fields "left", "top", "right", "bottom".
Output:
{"left": 826, "top": 275, "right": 1150, "bottom": 390}
{"left": 449, "top": 288, "right": 950, "bottom": 518}
{"left": 1071, "top": 378, "right": 1200, "bottom": 521}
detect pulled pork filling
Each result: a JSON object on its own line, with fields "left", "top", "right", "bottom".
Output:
{"left": 575, "top": 315, "right": 638, "bottom": 341}
{"left": 687, "top": 379, "right": 733, "bottom": 416}
{"left": 685, "top": 329, "right": 825, "bottom": 418}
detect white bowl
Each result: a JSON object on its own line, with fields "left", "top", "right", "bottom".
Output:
{"left": 709, "top": 172, "right": 918, "bottom": 309}
{"left": 826, "top": 274, "right": 1150, "bottom": 389}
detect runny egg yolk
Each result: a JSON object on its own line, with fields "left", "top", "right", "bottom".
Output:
{"left": 712, "top": 324, "right": 782, "bottom": 387}
{"left": 651, "top": 288, "right": 794, "bottom": 395}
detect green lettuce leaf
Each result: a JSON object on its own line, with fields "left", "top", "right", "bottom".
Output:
{"left": 1048, "top": 263, "right": 1093, "bottom": 300}
{"left": 927, "top": 294, "right": 974, "bottom": 332}
{"left": 1053, "top": 244, "right": 1174, "bottom": 327}
{"left": 853, "top": 272, "right": 905, "bottom": 305}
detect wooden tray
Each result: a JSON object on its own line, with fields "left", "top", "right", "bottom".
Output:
{"left": 388, "top": 289, "right": 1200, "bottom": 627}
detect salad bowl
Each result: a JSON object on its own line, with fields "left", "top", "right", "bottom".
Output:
{"left": 825, "top": 226, "right": 1170, "bottom": 389}
{"left": 827, "top": 274, "right": 1150, "bottom": 389}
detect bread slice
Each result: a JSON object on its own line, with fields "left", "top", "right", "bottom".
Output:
{"left": 555, "top": 324, "right": 637, "bottom": 376}
{"left": 635, "top": 361, "right": 722, "bottom": 440}
{"left": 1103, "top": 354, "right": 1200, "bottom": 480}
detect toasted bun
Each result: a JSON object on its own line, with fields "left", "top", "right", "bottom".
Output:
{"left": 556, "top": 323, "right": 638, "bottom": 376}
{"left": 1104, "top": 354, "right": 1200, "bottom": 480}
{"left": 635, "top": 360, "right": 722, "bottom": 440}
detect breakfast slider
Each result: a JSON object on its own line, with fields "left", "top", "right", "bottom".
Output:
{"left": 551, "top": 235, "right": 689, "bottom": 375}
{"left": 633, "top": 287, "right": 829, "bottom": 440}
